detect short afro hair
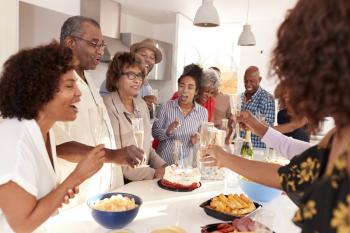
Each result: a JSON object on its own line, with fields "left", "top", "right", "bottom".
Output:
{"left": 0, "top": 41, "right": 75, "bottom": 120}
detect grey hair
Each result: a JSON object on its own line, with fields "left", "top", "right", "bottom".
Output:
{"left": 60, "top": 16, "right": 100, "bottom": 43}
{"left": 201, "top": 69, "right": 220, "bottom": 90}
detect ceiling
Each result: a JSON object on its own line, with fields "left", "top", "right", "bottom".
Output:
{"left": 114, "top": 0, "right": 298, "bottom": 24}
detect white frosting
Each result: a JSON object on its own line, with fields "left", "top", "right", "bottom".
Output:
{"left": 163, "top": 165, "right": 201, "bottom": 186}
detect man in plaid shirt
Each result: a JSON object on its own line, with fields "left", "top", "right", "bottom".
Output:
{"left": 240, "top": 66, "right": 275, "bottom": 148}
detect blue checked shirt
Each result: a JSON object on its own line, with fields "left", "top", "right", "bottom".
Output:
{"left": 152, "top": 100, "right": 208, "bottom": 165}
{"left": 240, "top": 87, "right": 275, "bottom": 148}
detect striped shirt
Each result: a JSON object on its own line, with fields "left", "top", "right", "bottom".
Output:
{"left": 240, "top": 87, "right": 275, "bottom": 148}
{"left": 152, "top": 100, "right": 208, "bottom": 165}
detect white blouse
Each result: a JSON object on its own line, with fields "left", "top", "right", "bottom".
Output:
{"left": 0, "top": 119, "right": 60, "bottom": 233}
{"left": 53, "top": 71, "right": 123, "bottom": 208}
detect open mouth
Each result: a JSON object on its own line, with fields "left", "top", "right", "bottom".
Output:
{"left": 70, "top": 104, "right": 78, "bottom": 113}
{"left": 94, "top": 57, "right": 101, "bottom": 66}
{"left": 180, "top": 95, "right": 189, "bottom": 102}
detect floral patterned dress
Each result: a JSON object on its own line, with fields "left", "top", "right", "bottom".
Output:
{"left": 278, "top": 141, "right": 350, "bottom": 233}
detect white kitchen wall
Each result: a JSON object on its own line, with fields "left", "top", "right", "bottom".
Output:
{"left": 120, "top": 13, "right": 154, "bottom": 38}
{"left": 237, "top": 18, "right": 287, "bottom": 96}
{"left": 20, "top": 0, "right": 80, "bottom": 16}
{"left": 0, "top": 0, "right": 19, "bottom": 73}
{"left": 149, "top": 22, "right": 177, "bottom": 101}
{"left": 19, "top": 2, "right": 71, "bottom": 49}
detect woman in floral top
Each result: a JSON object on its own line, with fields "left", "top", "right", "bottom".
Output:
{"left": 205, "top": 0, "right": 350, "bottom": 232}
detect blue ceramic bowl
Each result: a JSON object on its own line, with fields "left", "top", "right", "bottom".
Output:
{"left": 87, "top": 192, "right": 142, "bottom": 229}
{"left": 239, "top": 178, "right": 281, "bottom": 203}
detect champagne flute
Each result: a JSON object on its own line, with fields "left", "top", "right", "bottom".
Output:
{"left": 131, "top": 117, "right": 147, "bottom": 166}
{"left": 150, "top": 89, "right": 159, "bottom": 120}
{"left": 254, "top": 209, "right": 275, "bottom": 233}
{"left": 172, "top": 139, "right": 181, "bottom": 166}
{"left": 88, "top": 106, "right": 104, "bottom": 146}
{"left": 199, "top": 121, "right": 214, "bottom": 148}
{"left": 229, "top": 94, "right": 242, "bottom": 139}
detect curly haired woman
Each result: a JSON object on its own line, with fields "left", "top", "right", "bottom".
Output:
{"left": 205, "top": 0, "right": 350, "bottom": 232}
{"left": 0, "top": 42, "right": 105, "bottom": 233}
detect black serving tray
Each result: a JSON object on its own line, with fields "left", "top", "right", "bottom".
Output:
{"left": 201, "top": 221, "right": 275, "bottom": 233}
{"left": 199, "top": 195, "right": 262, "bottom": 221}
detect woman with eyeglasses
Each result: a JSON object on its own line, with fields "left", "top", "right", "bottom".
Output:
{"left": 103, "top": 52, "right": 167, "bottom": 183}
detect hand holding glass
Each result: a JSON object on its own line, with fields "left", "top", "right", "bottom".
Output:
{"left": 229, "top": 94, "right": 242, "bottom": 139}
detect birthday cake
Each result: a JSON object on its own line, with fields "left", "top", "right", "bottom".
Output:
{"left": 160, "top": 165, "right": 201, "bottom": 190}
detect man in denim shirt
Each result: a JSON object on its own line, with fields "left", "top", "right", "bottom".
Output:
{"left": 240, "top": 66, "right": 275, "bottom": 148}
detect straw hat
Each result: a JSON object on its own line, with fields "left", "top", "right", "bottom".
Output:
{"left": 130, "top": 38, "right": 162, "bottom": 64}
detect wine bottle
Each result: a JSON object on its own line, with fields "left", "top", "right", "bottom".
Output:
{"left": 240, "top": 130, "right": 253, "bottom": 159}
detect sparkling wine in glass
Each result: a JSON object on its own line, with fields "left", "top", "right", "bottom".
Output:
{"left": 88, "top": 106, "right": 104, "bottom": 146}
{"left": 229, "top": 94, "right": 242, "bottom": 139}
{"left": 150, "top": 89, "right": 159, "bottom": 120}
{"left": 199, "top": 121, "right": 214, "bottom": 148}
{"left": 131, "top": 117, "right": 147, "bottom": 166}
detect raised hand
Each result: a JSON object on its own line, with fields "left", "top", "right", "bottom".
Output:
{"left": 72, "top": 144, "right": 106, "bottom": 184}
{"left": 166, "top": 119, "right": 180, "bottom": 135}
{"left": 190, "top": 132, "right": 200, "bottom": 145}
{"left": 143, "top": 95, "right": 157, "bottom": 109}
{"left": 109, "top": 145, "right": 144, "bottom": 167}
{"left": 203, "top": 145, "right": 228, "bottom": 167}
{"left": 237, "top": 111, "right": 268, "bottom": 137}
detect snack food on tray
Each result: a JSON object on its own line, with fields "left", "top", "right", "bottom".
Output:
{"left": 161, "top": 164, "right": 201, "bottom": 189}
{"left": 208, "top": 194, "right": 256, "bottom": 216}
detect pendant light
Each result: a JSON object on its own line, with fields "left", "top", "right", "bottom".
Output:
{"left": 238, "top": 0, "right": 256, "bottom": 46}
{"left": 193, "top": 0, "right": 220, "bottom": 27}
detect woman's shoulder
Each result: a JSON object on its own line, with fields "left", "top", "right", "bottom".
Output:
{"left": 0, "top": 119, "right": 35, "bottom": 157}
{"left": 195, "top": 102, "right": 209, "bottom": 113}
{"left": 134, "top": 96, "right": 149, "bottom": 112}
{"left": 159, "top": 100, "right": 177, "bottom": 110}
{"left": 102, "top": 92, "right": 114, "bottom": 105}
{"left": 317, "top": 128, "right": 336, "bottom": 149}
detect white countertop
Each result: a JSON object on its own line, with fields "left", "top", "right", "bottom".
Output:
{"left": 37, "top": 177, "right": 300, "bottom": 233}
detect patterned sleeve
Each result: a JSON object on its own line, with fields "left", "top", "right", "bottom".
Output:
{"left": 277, "top": 145, "right": 322, "bottom": 205}
{"left": 263, "top": 94, "right": 275, "bottom": 126}
{"left": 151, "top": 102, "right": 175, "bottom": 141}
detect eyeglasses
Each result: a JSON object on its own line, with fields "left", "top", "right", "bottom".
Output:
{"left": 121, "top": 72, "right": 145, "bottom": 81}
{"left": 72, "top": 36, "right": 107, "bottom": 50}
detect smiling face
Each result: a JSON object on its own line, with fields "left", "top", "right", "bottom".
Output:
{"left": 69, "top": 22, "right": 104, "bottom": 71}
{"left": 135, "top": 47, "right": 156, "bottom": 74}
{"left": 41, "top": 70, "right": 81, "bottom": 122}
{"left": 178, "top": 76, "right": 198, "bottom": 105}
{"left": 199, "top": 86, "right": 217, "bottom": 104}
{"left": 244, "top": 70, "right": 261, "bottom": 95}
{"left": 117, "top": 65, "right": 144, "bottom": 98}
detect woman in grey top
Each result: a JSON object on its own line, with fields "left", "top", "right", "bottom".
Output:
{"left": 103, "top": 52, "right": 166, "bottom": 182}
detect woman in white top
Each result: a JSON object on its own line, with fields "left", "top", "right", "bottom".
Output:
{"left": 0, "top": 42, "right": 105, "bottom": 233}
